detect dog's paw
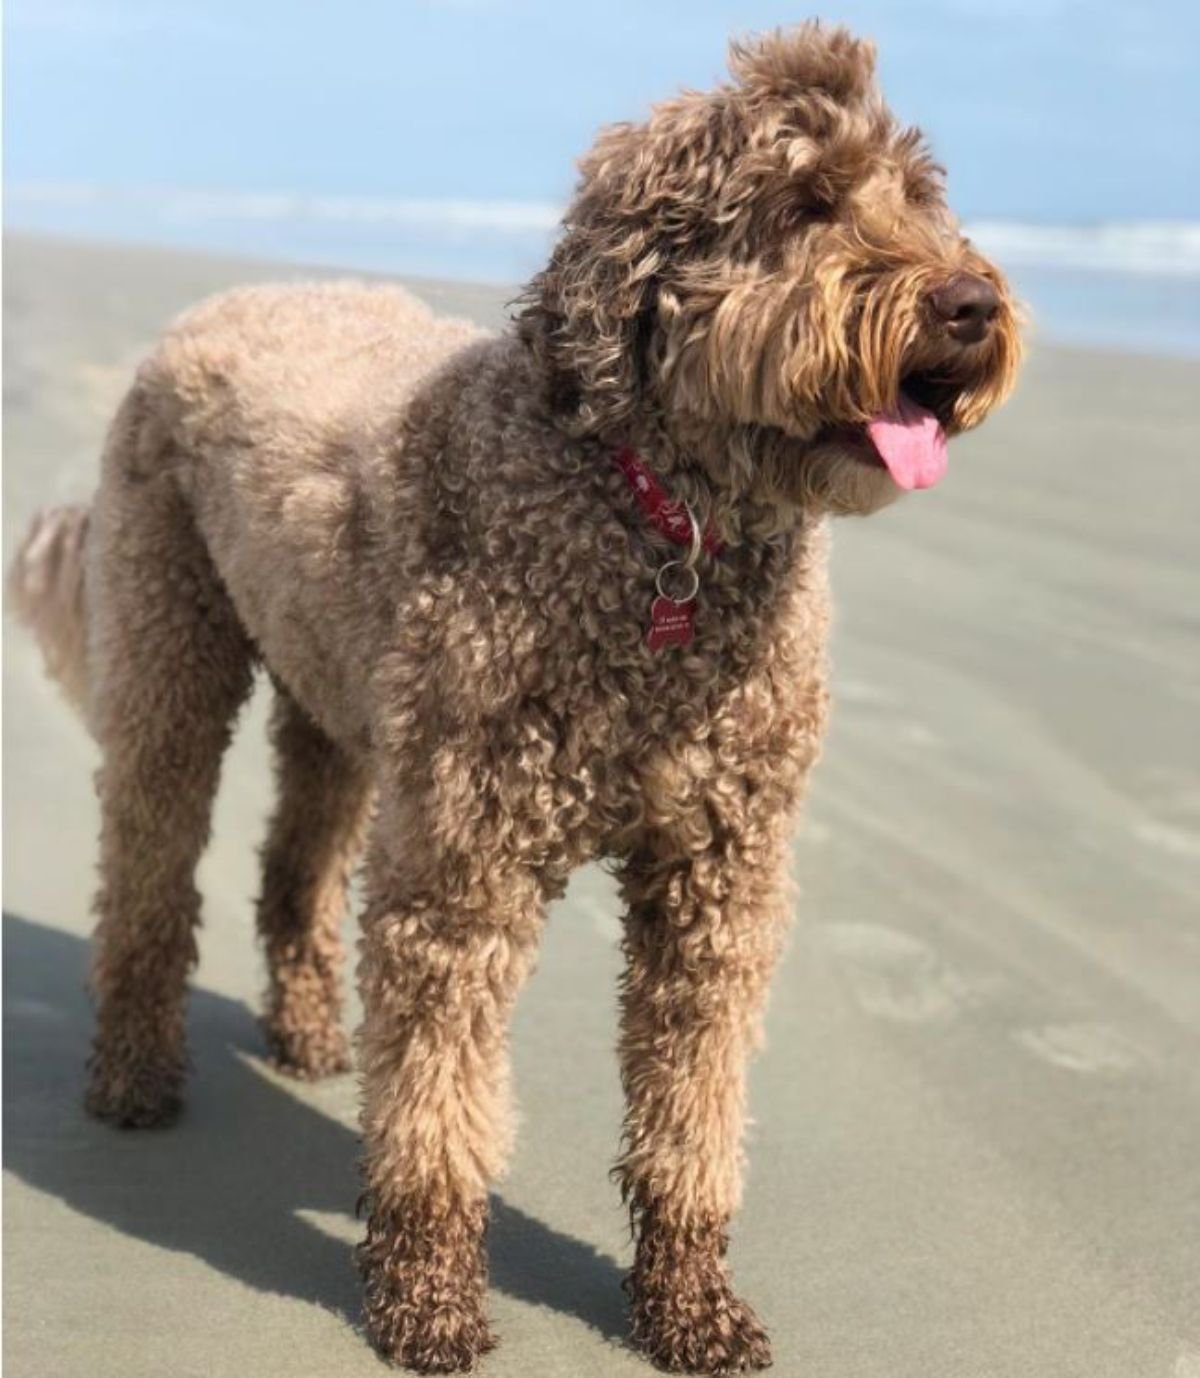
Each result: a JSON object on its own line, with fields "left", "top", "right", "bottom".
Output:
{"left": 629, "top": 1277, "right": 772, "bottom": 1374}
{"left": 364, "top": 1290, "right": 496, "bottom": 1373}
{"left": 626, "top": 1205, "right": 773, "bottom": 1374}
{"left": 84, "top": 1052, "right": 184, "bottom": 1129}
{"left": 361, "top": 1253, "right": 496, "bottom": 1373}
{"left": 358, "top": 1196, "right": 495, "bottom": 1373}
{"left": 263, "top": 1019, "right": 352, "bottom": 1080}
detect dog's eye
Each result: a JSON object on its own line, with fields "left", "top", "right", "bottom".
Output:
{"left": 777, "top": 195, "right": 837, "bottom": 233}
{"left": 741, "top": 190, "right": 829, "bottom": 254}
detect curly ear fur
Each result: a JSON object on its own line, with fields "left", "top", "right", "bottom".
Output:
{"left": 516, "top": 91, "right": 741, "bottom": 435}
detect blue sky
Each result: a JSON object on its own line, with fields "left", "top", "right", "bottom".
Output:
{"left": 5, "top": 0, "right": 1200, "bottom": 224}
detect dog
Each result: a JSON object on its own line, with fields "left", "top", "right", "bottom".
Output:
{"left": 9, "top": 22, "right": 1021, "bottom": 1375}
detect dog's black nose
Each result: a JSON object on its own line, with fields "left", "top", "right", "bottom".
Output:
{"left": 929, "top": 273, "right": 1000, "bottom": 345}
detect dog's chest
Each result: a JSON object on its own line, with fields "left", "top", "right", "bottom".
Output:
{"left": 506, "top": 526, "right": 830, "bottom": 859}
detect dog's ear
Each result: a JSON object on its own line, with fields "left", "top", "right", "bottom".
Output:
{"left": 516, "top": 92, "right": 741, "bottom": 434}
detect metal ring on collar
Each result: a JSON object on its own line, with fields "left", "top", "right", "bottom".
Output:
{"left": 655, "top": 560, "right": 700, "bottom": 604}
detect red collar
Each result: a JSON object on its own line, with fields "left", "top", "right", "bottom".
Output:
{"left": 613, "top": 447, "right": 724, "bottom": 556}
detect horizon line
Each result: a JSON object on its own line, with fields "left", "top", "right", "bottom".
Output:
{"left": 8, "top": 181, "right": 1200, "bottom": 277}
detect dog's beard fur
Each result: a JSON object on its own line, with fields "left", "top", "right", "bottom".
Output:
{"left": 654, "top": 233, "right": 1022, "bottom": 516}
{"left": 517, "top": 22, "right": 1024, "bottom": 520}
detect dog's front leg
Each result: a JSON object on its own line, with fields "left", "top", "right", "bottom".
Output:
{"left": 355, "top": 811, "right": 545, "bottom": 1373}
{"left": 615, "top": 811, "right": 794, "bottom": 1375}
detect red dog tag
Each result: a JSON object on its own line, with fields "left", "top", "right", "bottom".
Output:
{"left": 647, "top": 595, "right": 695, "bottom": 651}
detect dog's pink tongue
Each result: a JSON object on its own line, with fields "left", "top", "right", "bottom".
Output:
{"left": 866, "top": 393, "right": 948, "bottom": 491}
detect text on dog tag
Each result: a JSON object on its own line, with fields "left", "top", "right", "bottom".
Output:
{"left": 647, "top": 595, "right": 695, "bottom": 651}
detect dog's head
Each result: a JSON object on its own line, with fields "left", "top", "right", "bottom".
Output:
{"left": 517, "top": 23, "right": 1022, "bottom": 517}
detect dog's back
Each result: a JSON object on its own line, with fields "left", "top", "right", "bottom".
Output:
{"left": 9, "top": 280, "right": 483, "bottom": 740}
{"left": 155, "top": 280, "right": 481, "bottom": 449}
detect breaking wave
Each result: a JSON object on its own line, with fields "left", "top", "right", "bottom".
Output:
{"left": 966, "top": 220, "right": 1200, "bottom": 277}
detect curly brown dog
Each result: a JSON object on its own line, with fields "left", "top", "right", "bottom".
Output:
{"left": 9, "top": 23, "right": 1021, "bottom": 1376}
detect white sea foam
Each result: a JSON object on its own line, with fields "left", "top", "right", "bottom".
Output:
{"left": 966, "top": 219, "right": 1200, "bottom": 277}
{"left": 6, "top": 181, "right": 564, "bottom": 236}
{"left": 10, "top": 182, "right": 1200, "bottom": 276}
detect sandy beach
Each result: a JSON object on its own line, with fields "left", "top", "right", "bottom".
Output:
{"left": 4, "top": 231, "right": 1199, "bottom": 1378}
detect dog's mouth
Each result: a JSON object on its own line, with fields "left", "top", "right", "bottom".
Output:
{"left": 900, "top": 370, "right": 962, "bottom": 424}
{"left": 859, "top": 373, "right": 952, "bottom": 491}
{"left": 813, "top": 369, "right": 981, "bottom": 493}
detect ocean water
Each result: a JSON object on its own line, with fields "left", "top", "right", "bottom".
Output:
{"left": 970, "top": 221, "right": 1200, "bottom": 358}
{"left": 1003, "top": 265, "right": 1200, "bottom": 359}
{"left": 6, "top": 183, "right": 1200, "bottom": 359}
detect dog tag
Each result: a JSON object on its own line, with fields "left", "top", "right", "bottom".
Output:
{"left": 647, "top": 594, "right": 695, "bottom": 651}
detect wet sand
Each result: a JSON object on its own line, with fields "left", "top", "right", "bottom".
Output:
{"left": 4, "top": 232, "right": 1199, "bottom": 1378}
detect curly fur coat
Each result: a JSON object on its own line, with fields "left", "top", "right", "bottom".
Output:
{"left": 9, "top": 22, "right": 1020, "bottom": 1375}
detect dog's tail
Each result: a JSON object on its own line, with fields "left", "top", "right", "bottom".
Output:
{"left": 7, "top": 504, "right": 93, "bottom": 715}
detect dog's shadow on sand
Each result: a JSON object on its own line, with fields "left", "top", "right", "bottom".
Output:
{"left": 2, "top": 913, "right": 628, "bottom": 1345}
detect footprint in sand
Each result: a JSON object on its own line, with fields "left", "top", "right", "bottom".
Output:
{"left": 1013, "top": 1022, "right": 1148, "bottom": 1076}
{"left": 816, "top": 922, "right": 972, "bottom": 1024}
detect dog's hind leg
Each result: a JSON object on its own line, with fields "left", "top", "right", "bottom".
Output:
{"left": 84, "top": 388, "right": 255, "bottom": 1128}
{"left": 614, "top": 806, "right": 795, "bottom": 1374}
{"left": 256, "top": 688, "right": 371, "bottom": 1079}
